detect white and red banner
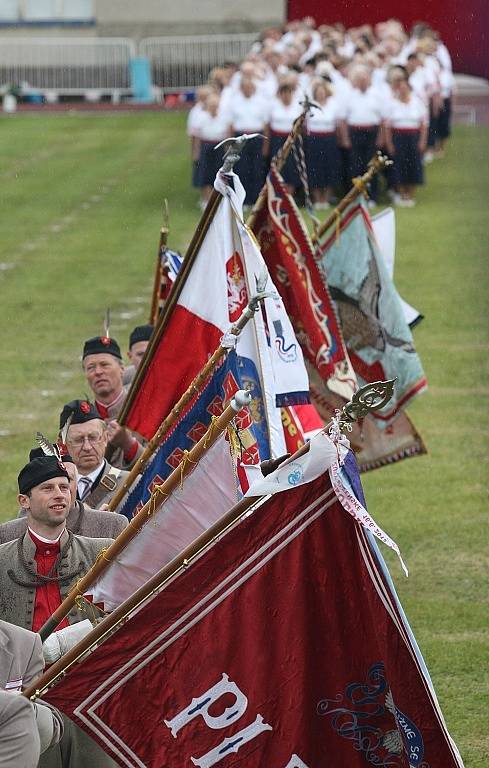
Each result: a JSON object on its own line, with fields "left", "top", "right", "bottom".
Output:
{"left": 123, "top": 170, "right": 309, "bottom": 461}
{"left": 45, "top": 462, "right": 463, "bottom": 768}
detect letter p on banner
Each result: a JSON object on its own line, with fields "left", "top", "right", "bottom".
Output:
{"left": 164, "top": 673, "right": 248, "bottom": 737}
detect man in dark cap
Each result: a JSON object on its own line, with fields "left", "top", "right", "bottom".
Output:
{"left": 82, "top": 335, "right": 144, "bottom": 469}
{"left": 123, "top": 323, "right": 154, "bottom": 386}
{"left": 0, "top": 455, "right": 117, "bottom": 767}
{"left": 59, "top": 399, "right": 130, "bottom": 511}
{"left": 0, "top": 447, "right": 128, "bottom": 544}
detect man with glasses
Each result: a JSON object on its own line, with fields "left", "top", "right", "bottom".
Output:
{"left": 60, "top": 400, "right": 129, "bottom": 512}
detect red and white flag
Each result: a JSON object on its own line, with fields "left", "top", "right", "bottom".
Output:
{"left": 122, "top": 170, "right": 310, "bottom": 460}
{"left": 45, "top": 462, "right": 463, "bottom": 768}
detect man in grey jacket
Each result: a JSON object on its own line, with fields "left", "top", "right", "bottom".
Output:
{"left": 59, "top": 399, "right": 130, "bottom": 511}
{"left": 0, "top": 449, "right": 128, "bottom": 544}
{"left": 0, "top": 689, "right": 40, "bottom": 767}
{"left": 0, "top": 455, "right": 117, "bottom": 767}
{"left": 0, "top": 619, "right": 63, "bottom": 757}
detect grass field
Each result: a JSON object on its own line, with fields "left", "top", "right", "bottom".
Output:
{"left": 0, "top": 112, "right": 488, "bottom": 765}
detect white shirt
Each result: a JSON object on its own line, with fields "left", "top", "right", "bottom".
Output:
{"left": 187, "top": 103, "right": 206, "bottom": 137}
{"left": 228, "top": 91, "right": 270, "bottom": 132}
{"left": 269, "top": 98, "right": 302, "bottom": 133}
{"left": 409, "top": 67, "right": 431, "bottom": 105}
{"left": 386, "top": 93, "right": 428, "bottom": 129}
{"left": 198, "top": 110, "right": 230, "bottom": 142}
{"left": 306, "top": 97, "right": 342, "bottom": 133}
{"left": 340, "top": 86, "right": 388, "bottom": 126}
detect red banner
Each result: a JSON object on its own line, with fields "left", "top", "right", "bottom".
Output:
{"left": 44, "top": 467, "right": 461, "bottom": 768}
{"left": 254, "top": 166, "right": 356, "bottom": 401}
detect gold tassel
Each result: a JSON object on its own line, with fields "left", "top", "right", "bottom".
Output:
{"left": 179, "top": 449, "right": 197, "bottom": 490}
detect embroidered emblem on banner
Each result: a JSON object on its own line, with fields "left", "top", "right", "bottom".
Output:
{"left": 317, "top": 662, "right": 428, "bottom": 767}
{"left": 273, "top": 319, "right": 298, "bottom": 363}
{"left": 226, "top": 252, "right": 248, "bottom": 322}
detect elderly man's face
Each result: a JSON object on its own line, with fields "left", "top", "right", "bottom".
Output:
{"left": 83, "top": 353, "right": 123, "bottom": 400}
{"left": 66, "top": 420, "right": 108, "bottom": 474}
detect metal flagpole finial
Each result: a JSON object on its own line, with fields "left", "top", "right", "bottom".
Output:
{"left": 230, "top": 389, "right": 252, "bottom": 411}
{"left": 368, "top": 151, "right": 393, "bottom": 171}
{"left": 215, "top": 133, "right": 264, "bottom": 172}
{"left": 299, "top": 95, "right": 320, "bottom": 115}
{"left": 340, "top": 379, "right": 396, "bottom": 426}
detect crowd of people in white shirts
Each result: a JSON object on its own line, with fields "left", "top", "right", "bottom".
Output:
{"left": 187, "top": 17, "right": 454, "bottom": 209}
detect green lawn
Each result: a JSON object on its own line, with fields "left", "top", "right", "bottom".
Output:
{"left": 0, "top": 112, "right": 488, "bottom": 765}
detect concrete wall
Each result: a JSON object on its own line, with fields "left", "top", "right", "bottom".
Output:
{"left": 95, "top": 0, "right": 285, "bottom": 37}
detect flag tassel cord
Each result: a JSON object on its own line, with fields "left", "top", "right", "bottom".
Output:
{"left": 37, "top": 391, "right": 252, "bottom": 643}
{"left": 148, "top": 199, "right": 169, "bottom": 325}
{"left": 26, "top": 380, "right": 394, "bottom": 698}
{"left": 106, "top": 284, "right": 270, "bottom": 513}
{"left": 311, "top": 152, "right": 392, "bottom": 246}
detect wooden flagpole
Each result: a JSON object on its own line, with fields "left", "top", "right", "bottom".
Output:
{"left": 106, "top": 284, "right": 270, "bottom": 513}
{"left": 148, "top": 201, "right": 169, "bottom": 325}
{"left": 247, "top": 103, "right": 311, "bottom": 232}
{"left": 38, "top": 390, "right": 252, "bottom": 642}
{"left": 25, "top": 492, "right": 263, "bottom": 700}
{"left": 25, "top": 379, "right": 395, "bottom": 700}
{"left": 311, "top": 152, "right": 390, "bottom": 246}
{"left": 118, "top": 189, "right": 222, "bottom": 425}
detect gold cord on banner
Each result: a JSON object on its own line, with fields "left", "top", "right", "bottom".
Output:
{"left": 226, "top": 421, "right": 243, "bottom": 460}
{"left": 179, "top": 450, "right": 197, "bottom": 490}
{"left": 95, "top": 547, "right": 111, "bottom": 564}
{"left": 203, "top": 415, "right": 219, "bottom": 449}
{"left": 334, "top": 208, "right": 341, "bottom": 242}
{"left": 352, "top": 175, "right": 369, "bottom": 199}
{"left": 148, "top": 485, "right": 168, "bottom": 519}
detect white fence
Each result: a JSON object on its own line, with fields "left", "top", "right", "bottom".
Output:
{"left": 0, "top": 37, "right": 136, "bottom": 95}
{"left": 0, "top": 33, "right": 257, "bottom": 98}
{"left": 139, "top": 34, "right": 256, "bottom": 92}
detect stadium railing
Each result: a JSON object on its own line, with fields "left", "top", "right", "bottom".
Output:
{"left": 0, "top": 37, "right": 136, "bottom": 101}
{"left": 139, "top": 34, "right": 256, "bottom": 93}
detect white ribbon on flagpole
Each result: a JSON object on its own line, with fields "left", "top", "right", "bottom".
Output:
{"left": 245, "top": 432, "right": 338, "bottom": 497}
{"left": 328, "top": 453, "right": 409, "bottom": 577}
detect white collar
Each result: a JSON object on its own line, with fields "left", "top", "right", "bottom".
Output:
{"left": 27, "top": 527, "right": 64, "bottom": 544}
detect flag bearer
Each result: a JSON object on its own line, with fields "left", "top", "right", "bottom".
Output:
{"left": 0, "top": 455, "right": 116, "bottom": 767}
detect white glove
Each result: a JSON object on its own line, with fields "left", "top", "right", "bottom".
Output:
{"left": 42, "top": 619, "right": 93, "bottom": 664}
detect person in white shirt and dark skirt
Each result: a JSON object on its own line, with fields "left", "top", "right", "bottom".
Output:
{"left": 196, "top": 92, "right": 229, "bottom": 209}
{"left": 305, "top": 78, "right": 342, "bottom": 209}
{"left": 228, "top": 77, "right": 269, "bottom": 205}
{"left": 384, "top": 68, "right": 428, "bottom": 207}
{"left": 265, "top": 82, "right": 302, "bottom": 194}
{"left": 339, "top": 65, "right": 387, "bottom": 205}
